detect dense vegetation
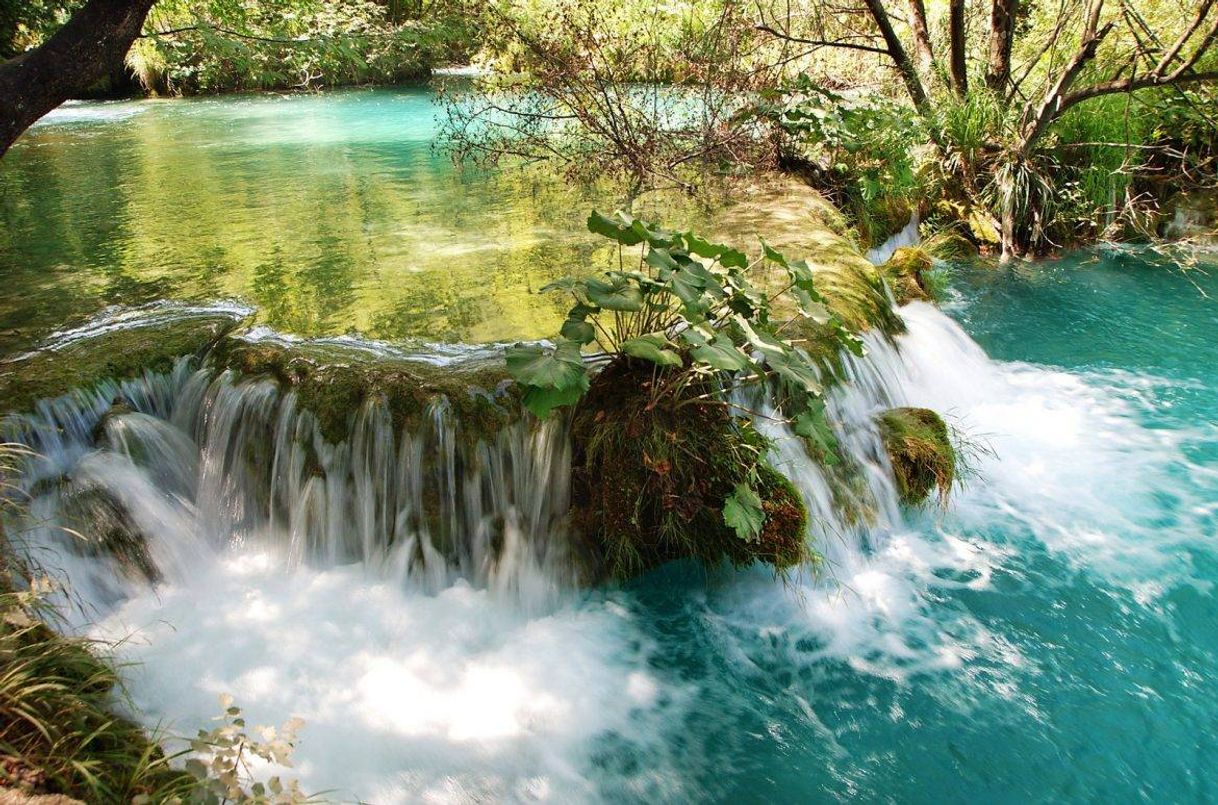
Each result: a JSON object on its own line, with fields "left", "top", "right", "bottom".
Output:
{"left": 5, "top": 0, "right": 1217, "bottom": 254}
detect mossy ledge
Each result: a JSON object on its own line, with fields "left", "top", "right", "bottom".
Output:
{"left": 876, "top": 406, "right": 957, "bottom": 506}
{"left": 213, "top": 338, "right": 516, "bottom": 445}
{"left": 0, "top": 310, "right": 247, "bottom": 415}
{"left": 568, "top": 358, "right": 812, "bottom": 582}
{"left": 880, "top": 246, "right": 935, "bottom": 306}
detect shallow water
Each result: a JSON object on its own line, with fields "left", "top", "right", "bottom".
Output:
{"left": 6, "top": 91, "right": 1218, "bottom": 802}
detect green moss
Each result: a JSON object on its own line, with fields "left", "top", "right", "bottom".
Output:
{"left": 569, "top": 357, "right": 812, "bottom": 581}
{"left": 215, "top": 340, "right": 514, "bottom": 445}
{"left": 0, "top": 314, "right": 245, "bottom": 415}
{"left": 876, "top": 407, "right": 957, "bottom": 506}
{"left": 881, "top": 246, "right": 935, "bottom": 305}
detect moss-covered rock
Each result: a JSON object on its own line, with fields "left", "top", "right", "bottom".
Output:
{"left": 876, "top": 407, "right": 957, "bottom": 506}
{"left": 569, "top": 357, "right": 811, "bottom": 581}
{"left": 0, "top": 311, "right": 247, "bottom": 415}
{"left": 214, "top": 339, "right": 514, "bottom": 444}
{"left": 881, "top": 246, "right": 935, "bottom": 305}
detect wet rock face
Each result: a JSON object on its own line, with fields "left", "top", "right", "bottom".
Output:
{"left": 568, "top": 358, "right": 810, "bottom": 582}
{"left": 60, "top": 485, "right": 160, "bottom": 583}
{"left": 876, "top": 406, "right": 957, "bottom": 506}
{"left": 881, "top": 247, "right": 934, "bottom": 306}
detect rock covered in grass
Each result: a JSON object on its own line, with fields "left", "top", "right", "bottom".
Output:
{"left": 881, "top": 247, "right": 935, "bottom": 305}
{"left": 569, "top": 358, "right": 811, "bottom": 581}
{"left": 876, "top": 406, "right": 957, "bottom": 506}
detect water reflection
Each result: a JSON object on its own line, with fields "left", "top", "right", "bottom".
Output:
{"left": 0, "top": 85, "right": 840, "bottom": 356}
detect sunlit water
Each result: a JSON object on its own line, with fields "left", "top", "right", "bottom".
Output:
{"left": 3, "top": 91, "right": 1218, "bottom": 802}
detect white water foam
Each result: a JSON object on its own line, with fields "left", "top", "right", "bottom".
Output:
{"left": 7, "top": 300, "right": 1207, "bottom": 800}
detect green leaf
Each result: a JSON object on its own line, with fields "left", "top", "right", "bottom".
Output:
{"left": 521, "top": 382, "right": 587, "bottom": 419}
{"left": 683, "top": 331, "right": 753, "bottom": 372}
{"left": 621, "top": 334, "right": 683, "bottom": 367}
{"left": 723, "top": 482, "right": 765, "bottom": 542}
{"left": 644, "top": 247, "right": 681, "bottom": 278}
{"left": 767, "top": 348, "right": 824, "bottom": 395}
{"left": 794, "top": 400, "right": 839, "bottom": 464}
{"left": 718, "top": 247, "right": 750, "bottom": 269}
{"left": 587, "top": 211, "right": 644, "bottom": 245}
{"left": 505, "top": 340, "right": 587, "bottom": 390}
{"left": 585, "top": 275, "right": 644, "bottom": 311}
{"left": 760, "top": 238, "right": 789, "bottom": 268}
{"left": 560, "top": 318, "right": 596, "bottom": 344}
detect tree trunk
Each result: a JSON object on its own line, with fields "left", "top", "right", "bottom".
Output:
{"left": 907, "top": 0, "right": 937, "bottom": 78}
{"left": 985, "top": 0, "right": 1017, "bottom": 93}
{"left": 0, "top": 0, "right": 156, "bottom": 157}
{"left": 862, "top": 0, "right": 931, "bottom": 113}
{"left": 949, "top": 0, "right": 969, "bottom": 96}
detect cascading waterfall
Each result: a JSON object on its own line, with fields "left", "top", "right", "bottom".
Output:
{"left": 2, "top": 296, "right": 1152, "bottom": 802}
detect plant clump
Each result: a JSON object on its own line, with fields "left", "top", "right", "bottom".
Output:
{"left": 876, "top": 407, "right": 957, "bottom": 506}
{"left": 569, "top": 358, "right": 810, "bottom": 581}
{"left": 508, "top": 211, "right": 858, "bottom": 579}
{"left": 0, "top": 586, "right": 194, "bottom": 801}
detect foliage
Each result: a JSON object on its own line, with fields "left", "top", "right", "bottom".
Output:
{"left": 0, "top": 585, "right": 196, "bottom": 801}
{"left": 746, "top": 77, "right": 924, "bottom": 244}
{"left": 439, "top": 0, "right": 773, "bottom": 189}
{"left": 508, "top": 211, "right": 862, "bottom": 574}
{"left": 129, "top": 0, "right": 474, "bottom": 94}
{"left": 173, "top": 695, "right": 310, "bottom": 804}
{"left": 506, "top": 209, "right": 862, "bottom": 427}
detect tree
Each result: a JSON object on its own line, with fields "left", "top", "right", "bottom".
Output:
{"left": 757, "top": 0, "right": 1218, "bottom": 256}
{"left": 0, "top": 0, "right": 157, "bottom": 157}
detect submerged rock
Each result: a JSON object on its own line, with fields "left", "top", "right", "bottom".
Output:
{"left": 876, "top": 406, "right": 957, "bottom": 506}
{"left": 569, "top": 358, "right": 811, "bottom": 581}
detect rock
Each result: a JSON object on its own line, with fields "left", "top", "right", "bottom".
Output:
{"left": 876, "top": 407, "right": 957, "bottom": 506}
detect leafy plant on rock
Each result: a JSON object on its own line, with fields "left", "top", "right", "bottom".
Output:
{"left": 506, "top": 210, "right": 864, "bottom": 568}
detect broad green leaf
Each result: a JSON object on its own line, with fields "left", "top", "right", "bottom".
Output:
{"left": 686, "top": 331, "right": 753, "bottom": 372}
{"left": 794, "top": 400, "right": 839, "bottom": 464}
{"left": 718, "top": 247, "right": 750, "bottom": 269}
{"left": 723, "top": 482, "right": 765, "bottom": 542}
{"left": 621, "top": 334, "right": 683, "bottom": 367}
{"left": 644, "top": 247, "right": 681, "bottom": 278}
{"left": 587, "top": 211, "right": 644, "bottom": 245}
{"left": 732, "top": 315, "right": 787, "bottom": 357}
{"left": 560, "top": 318, "right": 596, "bottom": 344}
{"left": 766, "top": 348, "right": 824, "bottom": 394}
{"left": 585, "top": 275, "right": 644, "bottom": 311}
{"left": 505, "top": 340, "right": 587, "bottom": 390}
{"left": 522, "top": 380, "right": 588, "bottom": 419}
{"left": 760, "top": 238, "right": 789, "bottom": 268}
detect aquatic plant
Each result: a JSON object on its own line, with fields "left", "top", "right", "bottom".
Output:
{"left": 507, "top": 211, "right": 864, "bottom": 575}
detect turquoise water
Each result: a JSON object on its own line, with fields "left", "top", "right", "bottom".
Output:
{"left": 609, "top": 254, "right": 1218, "bottom": 801}
{"left": 6, "top": 90, "right": 1218, "bottom": 802}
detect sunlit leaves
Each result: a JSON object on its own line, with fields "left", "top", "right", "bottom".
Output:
{"left": 585, "top": 275, "right": 644, "bottom": 311}
{"left": 621, "top": 334, "right": 683, "bottom": 367}
{"left": 509, "top": 208, "right": 865, "bottom": 424}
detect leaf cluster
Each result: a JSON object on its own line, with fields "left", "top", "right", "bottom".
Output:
{"left": 508, "top": 210, "right": 863, "bottom": 541}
